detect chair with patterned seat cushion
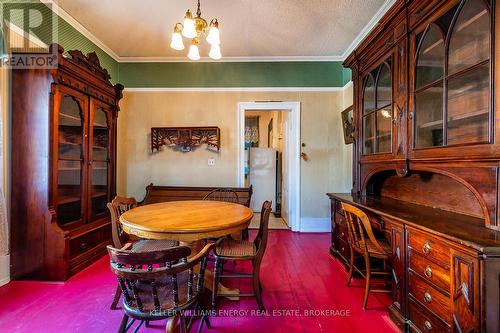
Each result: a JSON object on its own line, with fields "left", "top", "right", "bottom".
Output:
{"left": 107, "top": 196, "right": 178, "bottom": 310}
{"left": 342, "top": 202, "right": 391, "bottom": 310}
{"left": 107, "top": 243, "right": 214, "bottom": 333}
{"left": 211, "top": 200, "right": 271, "bottom": 311}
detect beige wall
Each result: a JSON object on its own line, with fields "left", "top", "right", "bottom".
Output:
{"left": 117, "top": 88, "right": 353, "bottom": 221}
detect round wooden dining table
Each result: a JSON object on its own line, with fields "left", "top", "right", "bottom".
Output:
{"left": 120, "top": 200, "right": 254, "bottom": 298}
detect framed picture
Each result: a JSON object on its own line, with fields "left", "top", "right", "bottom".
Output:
{"left": 341, "top": 106, "right": 354, "bottom": 144}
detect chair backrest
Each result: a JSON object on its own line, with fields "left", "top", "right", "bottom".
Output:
{"left": 341, "top": 202, "right": 386, "bottom": 254}
{"left": 107, "top": 196, "right": 138, "bottom": 248}
{"left": 254, "top": 201, "right": 272, "bottom": 262}
{"left": 203, "top": 188, "right": 240, "bottom": 203}
{"left": 107, "top": 243, "right": 214, "bottom": 317}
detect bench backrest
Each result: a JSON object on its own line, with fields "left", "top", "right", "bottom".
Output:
{"left": 141, "top": 184, "right": 253, "bottom": 207}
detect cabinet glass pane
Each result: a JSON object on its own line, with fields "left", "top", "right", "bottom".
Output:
{"left": 416, "top": 25, "right": 444, "bottom": 89}
{"left": 363, "top": 75, "right": 375, "bottom": 114}
{"left": 58, "top": 96, "right": 83, "bottom": 159}
{"left": 377, "top": 109, "right": 392, "bottom": 153}
{"left": 57, "top": 160, "right": 82, "bottom": 225}
{"left": 377, "top": 63, "right": 392, "bottom": 108}
{"left": 415, "top": 84, "right": 444, "bottom": 148}
{"left": 447, "top": 64, "right": 489, "bottom": 145}
{"left": 363, "top": 114, "right": 376, "bottom": 154}
{"left": 91, "top": 107, "right": 109, "bottom": 218}
{"left": 93, "top": 108, "right": 109, "bottom": 161}
{"left": 91, "top": 161, "right": 108, "bottom": 217}
{"left": 448, "top": 0, "right": 489, "bottom": 74}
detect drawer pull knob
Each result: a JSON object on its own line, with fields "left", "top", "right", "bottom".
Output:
{"left": 79, "top": 242, "right": 88, "bottom": 250}
{"left": 424, "top": 292, "right": 432, "bottom": 303}
{"left": 341, "top": 232, "right": 344, "bottom": 237}
{"left": 424, "top": 320, "right": 432, "bottom": 330}
{"left": 423, "top": 241, "right": 431, "bottom": 254}
{"left": 424, "top": 266, "right": 432, "bottom": 278}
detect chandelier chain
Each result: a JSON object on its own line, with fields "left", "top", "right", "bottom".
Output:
{"left": 196, "top": 0, "right": 202, "bottom": 17}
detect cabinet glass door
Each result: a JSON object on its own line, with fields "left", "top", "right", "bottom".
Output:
{"left": 362, "top": 60, "right": 393, "bottom": 155}
{"left": 413, "top": 0, "right": 491, "bottom": 149}
{"left": 57, "top": 94, "right": 86, "bottom": 225}
{"left": 89, "top": 103, "right": 111, "bottom": 220}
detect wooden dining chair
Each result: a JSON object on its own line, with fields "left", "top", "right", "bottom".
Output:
{"left": 211, "top": 200, "right": 272, "bottom": 311}
{"left": 107, "top": 243, "right": 214, "bottom": 333}
{"left": 341, "top": 202, "right": 391, "bottom": 310}
{"left": 203, "top": 188, "right": 240, "bottom": 203}
{"left": 203, "top": 188, "right": 251, "bottom": 240}
{"left": 107, "top": 196, "right": 178, "bottom": 310}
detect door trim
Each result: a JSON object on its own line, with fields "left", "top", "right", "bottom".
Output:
{"left": 237, "top": 102, "right": 301, "bottom": 232}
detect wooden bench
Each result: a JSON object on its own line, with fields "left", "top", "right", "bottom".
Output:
{"left": 140, "top": 184, "right": 253, "bottom": 207}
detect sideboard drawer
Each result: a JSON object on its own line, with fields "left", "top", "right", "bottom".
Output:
{"left": 408, "top": 228, "right": 450, "bottom": 267}
{"left": 409, "top": 249, "right": 450, "bottom": 293}
{"left": 409, "top": 298, "right": 450, "bottom": 333}
{"left": 69, "top": 224, "right": 111, "bottom": 259}
{"left": 335, "top": 237, "right": 350, "bottom": 262}
{"left": 408, "top": 272, "right": 451, "bottom": 323}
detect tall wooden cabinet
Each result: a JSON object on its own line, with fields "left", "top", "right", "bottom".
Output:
{"left": 333, "top": 0, "right": 500, "bottom": 332}
{"left": 11, "top": 44, "right": 123, "bottom": 281}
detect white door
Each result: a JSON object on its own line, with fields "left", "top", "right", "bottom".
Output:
{"left": 281, "top": 113, "right": 289, "bottom": 225}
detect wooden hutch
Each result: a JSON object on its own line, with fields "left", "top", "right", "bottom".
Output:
{"left": 10, "top": 44, "right": 123, "bottom": 281}
{"left": 329, "top": 0, "right": 500, "bottom": 332}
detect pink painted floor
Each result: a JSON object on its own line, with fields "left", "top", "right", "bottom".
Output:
{"left": 0, "top": 231, "right": 399, "bottom": 333}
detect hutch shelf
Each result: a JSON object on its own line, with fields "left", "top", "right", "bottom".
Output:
{"left": 330, "top": 0, "right": 500, "bottom": 332}
{"left": 11, "top": 44, "right": 123, "bottom": 281}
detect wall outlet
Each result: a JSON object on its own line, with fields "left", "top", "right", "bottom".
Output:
{"left": 208, "top": 158, "right": 216, "bottom": 166}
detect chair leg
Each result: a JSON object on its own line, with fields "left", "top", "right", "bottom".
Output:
{"left": 197, "top": 314, "right": 211, "bottom": 333}
{"left": 212, "top": 258, "right": 221, "bottom": 310}
{"left": 179, "top": 314, "right": 187, "bottom": 333}
{"left": 253, "top": 263, "right": 265, "bottom": 311}
{"left": 110, "top": 284, "right": 121, "bottom": 310}
{"left": 362, "top": 254, "right": 371, "bottom": 311}
{"left": 118, "top": 314, "right": 129, "bottom": 333}
{"left": 346, "top": 245, "right": 355, "bottom": 287}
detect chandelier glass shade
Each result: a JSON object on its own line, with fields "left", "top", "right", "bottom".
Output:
{"left": 170, "top": 0, "right": 221, "bottom": 60}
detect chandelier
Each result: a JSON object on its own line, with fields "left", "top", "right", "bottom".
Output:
{"left": 170, "top": 0, "right": 221, "bottom": 60}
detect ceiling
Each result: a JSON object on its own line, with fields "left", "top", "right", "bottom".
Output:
{"left": 56, "top": 0, "right": 393, "bottom": 61}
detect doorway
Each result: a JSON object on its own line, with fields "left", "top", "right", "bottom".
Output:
{"left": 237, "top": 102, "right": 301, "bottom": 232}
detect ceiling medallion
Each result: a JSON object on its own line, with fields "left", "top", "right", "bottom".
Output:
{"left": 170, "top": 0, "right": 221, "bottom": 60}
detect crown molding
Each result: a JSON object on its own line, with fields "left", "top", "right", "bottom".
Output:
{"left": 41, "top": 0, "right": 120, "bottom": 61}
{"left": 118, "top": 55, "right": 344, "bottom": 63}
{"left": 45, "top": 0, "right": 395, "bottom": 64}
{"left": 341, "top": 0, "right": 397, "bottom": 60}
{"left": 123, "top": 86, "right": 348, "bottom": 93}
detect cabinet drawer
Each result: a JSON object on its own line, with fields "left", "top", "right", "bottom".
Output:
{"left": 408, "top": 272, "right": 451, "bottom": 323}
{"left": 69, "top": 224, "right": 112, "bottom": 258}
{"left": 336, "top": 237, "right": 350, "bottom": 262}
{"left": 408, "top": 229, "right": 450, "bottom": 267}
{"left": 335, "top": 218, "right": 348, "bottom": 242}
{"left": 409, "top": 250, "right": 450, "bottom": 293}
{"left": 409, "top": 298, "right": 450, "bottom": 333}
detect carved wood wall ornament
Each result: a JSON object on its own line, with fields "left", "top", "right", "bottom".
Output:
{"left": 151, "top": 127, "right": 220, "bottom": 152}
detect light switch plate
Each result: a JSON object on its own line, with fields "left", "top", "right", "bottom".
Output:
{"left": 208, "top": 158, "right": 215, "bottom": 166}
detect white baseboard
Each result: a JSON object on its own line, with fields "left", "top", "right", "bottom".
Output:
{"left": 299, "top": 217, "right": 331, "bottom": 232}
{"left": 0, "top": 255, "right": 10, "bottom": 287}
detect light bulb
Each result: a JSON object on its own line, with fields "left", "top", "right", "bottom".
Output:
{"left": 207, "top": 26, "right": 220, "bottom": 46}
{"left": 170, "top": 31, "right": 184, "bottom": 50}
{"left": 209, "top": 44, "right": 222, "bottom": 60}
{"left": 207, "top": 19, "right": 220, "bottom": 45}
{"left": 182, "top": 10, "right": 197, "bottom": 39}
{"left": 188, "top": 44, "right": 200, "bottom": 60}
